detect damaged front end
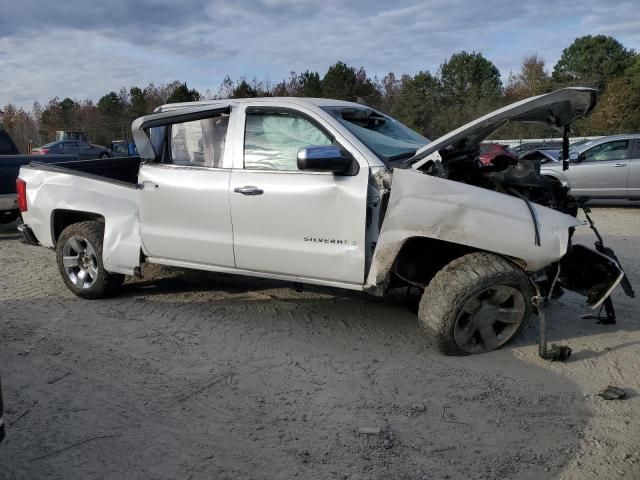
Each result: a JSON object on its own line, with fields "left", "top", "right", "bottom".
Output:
{"left": 387, "top": 88, "right": 634, "bottom": 339}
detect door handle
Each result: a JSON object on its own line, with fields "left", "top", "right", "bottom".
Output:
{"left": 234, "top": 186, "right": 264, "bottom": 195}
{"left": 136, "top": 181, "right": 158, "bottom": 190}
{"left": 613, "top": 163, "right": 627, "bottom": 167}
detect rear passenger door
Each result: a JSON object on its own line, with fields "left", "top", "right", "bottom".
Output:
{"left": 628, "top": 139, "right": 640, "bottom": 199}
{"left": 569, "top": 139, "right": 631, "bottom": 198}
{"left": 137, "top": 108, "right": 236, "bottom": 267}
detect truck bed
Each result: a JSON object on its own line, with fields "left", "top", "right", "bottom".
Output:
{"left": 30, "top": 156, "right": 143, "bottom": 186}
{"left": 18, "top": 160, "right": 142, "bottom": 275}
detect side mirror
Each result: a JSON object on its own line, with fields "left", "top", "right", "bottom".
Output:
{"left": 297, "top": 145, "right": 353, "bottom": 174}
{"left": 569, "top": 151, "right": 580, "bottom": 162}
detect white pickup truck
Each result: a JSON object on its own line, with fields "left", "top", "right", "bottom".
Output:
{"left": 17, "top": 87, "right": 631, "bottom": 355}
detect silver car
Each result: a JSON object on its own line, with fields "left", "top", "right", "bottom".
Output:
{"left": 541, "top": 134, "right": 640, "bottom": 201}
{"left": 32, "top": 140, "right": 112, "bottom": 160}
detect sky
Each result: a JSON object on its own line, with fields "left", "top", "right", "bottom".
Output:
{"left": 1, "top": 0, "right": 639, "bottom": 109}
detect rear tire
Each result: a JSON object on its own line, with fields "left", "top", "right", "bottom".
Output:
{"left": 418, "top": 252, "right": 533, "bottom": 356}
{"left": 99, "top": 152, "right": 109, "bottom": 159}
{"left": 56, "top": 221, "right": 124, "bottom": 299}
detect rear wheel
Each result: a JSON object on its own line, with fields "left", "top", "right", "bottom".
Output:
{"left": 56, "top": 221, "right": 124, "bottom": 299}
{"left": 418, "top": 252, "right": 533, "bottom": 355}
{"left": 99, "top": 152, "right": 110, "bottom": 159}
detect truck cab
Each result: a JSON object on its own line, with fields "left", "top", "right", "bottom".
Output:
{"left": 134, "top": 98, "right": 397, "bottom": 287}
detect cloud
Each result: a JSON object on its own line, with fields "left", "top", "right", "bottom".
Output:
{"left": 0, "top": 0, "right": 638, "bottom": 108}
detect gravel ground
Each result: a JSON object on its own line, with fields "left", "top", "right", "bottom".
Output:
{"left": 0, "top": 207, "right": 638, "bottom": 480}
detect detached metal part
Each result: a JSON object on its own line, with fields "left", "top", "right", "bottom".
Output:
{"left": 532, "top": 293, "right": 572, "bottom": 362}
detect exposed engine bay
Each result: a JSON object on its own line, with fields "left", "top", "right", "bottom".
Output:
{"left": 402, "top": 87, "right": 602, "bottom": 218}
{"left": 416, "top": 144, "right": 578, "bottom": 216}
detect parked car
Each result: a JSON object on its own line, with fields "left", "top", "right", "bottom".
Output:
{"left": 541, "top": 134, "right": 640, "bottom": 201}
{"left": 479, "top": 142, "right": 518, "bottom": 165}
{"left": 0, "top": 128, "right": 77, "bottom": 223}
{"left": 32, "top": 140, "right": 112, "bottom": 160}
{"left": 17, "top": 88, "right": 631, "bottom": 356}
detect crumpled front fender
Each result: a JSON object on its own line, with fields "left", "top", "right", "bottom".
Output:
{"left": 365, "top": 169, "right": 581, "bottom": 290}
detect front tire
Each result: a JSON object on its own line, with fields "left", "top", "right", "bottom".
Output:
{"left": 56, "top": 221, "right": 124, "bottom": 299}
{"left": 419, "top": 252, "right": 533, "bottom": 356}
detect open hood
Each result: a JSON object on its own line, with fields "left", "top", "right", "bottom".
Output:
{"left": 406, "top": 87, "right": 597, "bottom": 169}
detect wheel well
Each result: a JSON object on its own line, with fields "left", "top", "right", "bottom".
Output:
{"left": 543, "top": 175, "right": 562, "bottom": 185}
{"left": 392, "top": 237, "right": 478, "bottom": 288}
{"left": 51, "top": 210, "right": 105, "bottom": 245}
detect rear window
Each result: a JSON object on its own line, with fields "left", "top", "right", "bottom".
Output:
{"left": 169, "top": 115, "right": 229, "bottom": 167}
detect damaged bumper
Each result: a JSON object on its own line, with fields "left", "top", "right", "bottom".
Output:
{"left": 559, "top": 244, "right": 626, "bottom": 309}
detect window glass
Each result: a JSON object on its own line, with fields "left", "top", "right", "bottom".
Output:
{"left": 583, "top": 140, "right": 629, "bottom": 162}
{"left": 244, "top": 112, "right": 333, "bottom": 171}
{"left": 149, "top": 126, "right": 166, "bottom": 157}
{"left": 322, "top": 106, "right": 428, "bottom": 163}
{"left": 170, "top": 115, "right": 228, "bottom": 167}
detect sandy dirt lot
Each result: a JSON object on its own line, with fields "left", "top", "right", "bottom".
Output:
{"left": 0, "top": 207, "right": 638, "bottom": 480}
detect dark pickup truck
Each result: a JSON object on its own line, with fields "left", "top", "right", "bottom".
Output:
{"left": 1, "top": 128, "right": 78, "bottom": 223}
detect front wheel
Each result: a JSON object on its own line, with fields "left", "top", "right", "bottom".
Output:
{"left": 419, "top": 252, "right": 533, "bottom": 355}
{"left": 56, "top": 221, "right": 124, "bottom": 299}
{"left": 99, "top": 152, "right": 110, "bottom": 159}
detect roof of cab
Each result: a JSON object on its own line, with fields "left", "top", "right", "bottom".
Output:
{"left": 156, "top": 97, "right": 366, "bottom": 113}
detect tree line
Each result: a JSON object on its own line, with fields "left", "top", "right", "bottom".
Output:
{"left": 1, "top": 35, "right": 638, "bottom": 153}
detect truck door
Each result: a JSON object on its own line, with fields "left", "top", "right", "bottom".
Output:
{"left": 628, "top": 139, "right": 640, "bottom": 199}
{"left": 569, "top": 138, "right": 631, "bottom": 198}
{"left": 229, "top": 106, "right": 369, "bottom": 286}
{"left": 137, "top": 109, "right": 236, "bottom": 267}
